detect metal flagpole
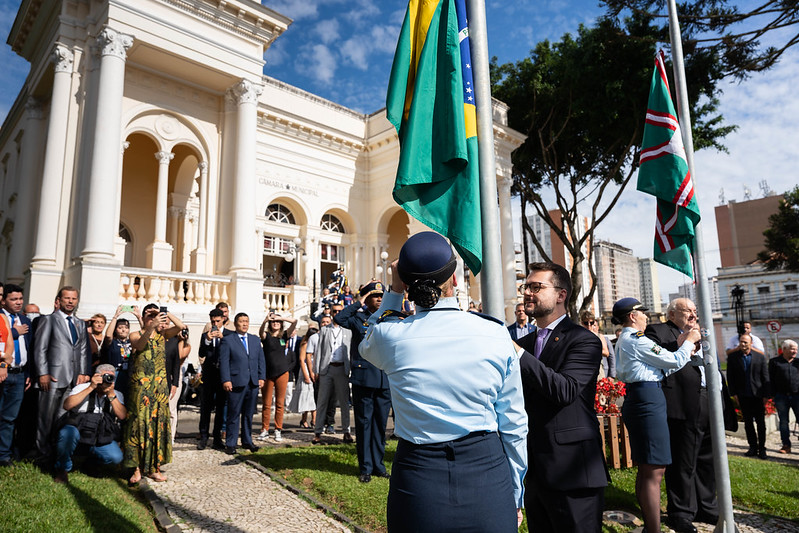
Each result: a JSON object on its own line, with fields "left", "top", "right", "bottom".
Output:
{"left": 666, "top": 1, "right": 736, "bottom": 531}
{"left": 465, "top": 0, "right": 505, "bottom": 319}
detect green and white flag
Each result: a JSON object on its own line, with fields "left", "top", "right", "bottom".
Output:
{"left": 637, "top": 50, "right": 701, "bottom": 278}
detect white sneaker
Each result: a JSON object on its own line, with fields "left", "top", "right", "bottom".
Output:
{"left": 257, "top": 430, "right": 269, "bottom": 441}
{"left": 274, "top": 430, "right": 282, "bottom": 442}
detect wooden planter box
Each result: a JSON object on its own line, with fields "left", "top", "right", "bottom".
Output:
{"left": 597, "top": 414, "right": 633, "bottom": 469}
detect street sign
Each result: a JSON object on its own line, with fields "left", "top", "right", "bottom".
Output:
{"left": 766, "top": 320, "right": 782, "bottom": 333}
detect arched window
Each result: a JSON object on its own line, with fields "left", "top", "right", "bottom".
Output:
{"left": 320, "top": 213, "right": 344, "bottom": 233}
{"left": 265, "top": 204, "right": 295, "bottom": 224}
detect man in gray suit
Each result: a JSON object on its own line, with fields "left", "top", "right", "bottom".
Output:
{"left": 310, "top": 303, "right": 353, "bottom": 444}
{"left": 33, "top": 287, "right": 91, "bottom": 455}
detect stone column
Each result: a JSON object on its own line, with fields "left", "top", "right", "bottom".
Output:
{"left": 191, "top": 161, "right": 208, "bottom": 273}
{"left": 498, "top": 175, "right": 518, "bottom": 322}
{"left": 226, "top": 79, "right": 264, "bottom": 313}
{"left": 113, "top": 141, "right": 131, "bottom": 264}
{"left": 7, "top": 99, "right": 45, "bottom": 283}
{"left": 146, "top": 151, "right": 175, "bottom": 270}
{"left": 228, "top": 79, "right": 261, "bottom": 273}
{"left": 30, "top": 45, "right": 74, "bottom": 269}
{"left": 81, "top": 27, "right": 133, "bottom": 262}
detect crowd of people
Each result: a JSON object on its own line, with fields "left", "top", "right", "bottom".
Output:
{"left": 1, "top": 232, "right": 798, "bottom": 532}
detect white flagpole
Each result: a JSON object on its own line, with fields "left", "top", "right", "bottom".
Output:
{"left": 465, "top": 0, "right": 505, "bottom": 320}
{"left": 666, "top": 1, "right": 735, "bottom": 531}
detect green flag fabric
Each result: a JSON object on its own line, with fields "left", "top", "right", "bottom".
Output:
{"left": 386, "top": 0, "right": 482, "bottom": 274}
{"left": 637, "top": 51, "right": 701, "bottom": 278}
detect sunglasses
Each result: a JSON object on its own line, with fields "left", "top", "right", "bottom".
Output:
{"left": 582, "top": 320, "right": 597, "bottom": 326}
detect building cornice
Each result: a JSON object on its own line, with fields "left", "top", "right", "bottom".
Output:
{"left": 257, "top": 112, "right": 364, "bottom": 156}
{"left": 261, "top": 76, "right": 366, "bottom": 121}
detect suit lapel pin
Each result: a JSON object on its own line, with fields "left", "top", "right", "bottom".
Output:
{"left": 554, "top": 337, "right": 559, "bottom": 342}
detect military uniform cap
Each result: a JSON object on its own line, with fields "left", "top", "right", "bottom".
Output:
{"left": 360, "top": 280, "right": 385, "bottom": 299}
{"left": 397, "top": 231, "right": 457, "bottom": 285}
{"left": 611, "top": 297, "right": 648, "bottom": 324}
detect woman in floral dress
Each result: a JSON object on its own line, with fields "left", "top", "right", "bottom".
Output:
{"left": 124, "top": 303, "right": 185, "bottom": 483}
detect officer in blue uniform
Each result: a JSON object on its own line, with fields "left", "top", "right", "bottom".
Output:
{"left": 334, "top": 280, "right": 391, "bottom": 482}
{"left": 360, "top": 232, "right": 527, "bottom": 532}
{"left": 614, "top": 297, "right": 701, "bottom": 533}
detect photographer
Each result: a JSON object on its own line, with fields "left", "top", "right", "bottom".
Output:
{"left": 53, "top": 364, "right": 127, "bottom": 483}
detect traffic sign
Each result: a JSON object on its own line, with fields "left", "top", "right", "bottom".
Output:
{"left": 766, "top": 320, "right": 782, "bottom": 333}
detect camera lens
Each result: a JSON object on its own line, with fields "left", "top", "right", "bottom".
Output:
{"left": 103, "top": 373, "right": 115, "bottom": 384}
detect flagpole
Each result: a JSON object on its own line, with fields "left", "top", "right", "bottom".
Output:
{"left": 666, "top": 1, "right": 735, "bottom": 531}
{"left": 465, "top": 0, "right": 505, "bottom": 319}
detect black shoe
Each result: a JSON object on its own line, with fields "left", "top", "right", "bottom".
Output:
{"left": 212, "top": 441, "right": 225, "bottom": 450}
{"left": 0, "top": 459, "right": 13, "bottom": 467}
{"left": 758, "top": 448, "right": 768, "bottom": 459}
{"left": 197, "top": 440, "right": 207, "bottom": 450}
{"left": 694, "top": 512, "right": 719, "bottom": 525}
{"left": 54, "top": 470, "right": 69, "bottom": 484}
{"left": 666, "top": 517, "right": 697, "bottom": 533}
{"left": 225, "top": 446, "right": 237, "bottom": 455}
{"left": 358, "top": 473, "right": 371, "bottom": 483}
{"left": 342, "top": 433, "right": 354, "bottom": 444}
{"left": 744, "top": 447, "right": 757, "bottom": 457}
{"left": 243, "top": 443, "right": 259, "bottom": 453}
{"left": 372, "top": 471, "right": 390, "bottom": 479}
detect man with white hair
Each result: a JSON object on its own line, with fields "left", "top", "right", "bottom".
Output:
{"left": 768, "top": 339, "right": 798, "bottom": 454}
{"left": 645, "top": 298, "right": 717, "bottom": 533}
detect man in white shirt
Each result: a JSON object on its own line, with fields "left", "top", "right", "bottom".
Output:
{"left": 726, "top": 322, "right": 765, "bottom": 356}
{"left": 309, "top": 304, "right": 353, "bottom": 444}
{"left": 53, "top": 364, "right": 127, "bottom": 483}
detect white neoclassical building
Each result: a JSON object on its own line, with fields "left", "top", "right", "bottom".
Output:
{"left": 0, "top": 0, "right": 524, "bottom": 329}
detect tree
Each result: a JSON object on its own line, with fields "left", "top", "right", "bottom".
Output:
{"left": 758, "top": 186, "right": 799, "bottom": 271}
{"left": 492, "top": 14, "right": 735, "bottom": 316}
{"left": 603, "top": 0, "right": 799, "bottom": 79}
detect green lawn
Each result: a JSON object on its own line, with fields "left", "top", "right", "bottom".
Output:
{"left": 0, "top": 462, "right": 159, "bottom": 533}
{"left": 250, "top": 442, "right": 799, "bottom": 533}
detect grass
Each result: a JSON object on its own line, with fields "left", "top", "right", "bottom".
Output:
{"left": 251, "top": 441, "right": 799, "bottom": 533}
{"left": 0, "top": 462, "right": 159, "bottom": 533}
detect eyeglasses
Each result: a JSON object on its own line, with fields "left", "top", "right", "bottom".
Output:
{"left": 582, "top": 320, "right": 596, "bottom": 326}
{"left": 518, "top": 282, "right": 563, "bottom": 295}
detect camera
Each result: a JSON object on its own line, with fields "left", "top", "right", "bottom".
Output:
{"left": 102, "top": 373, "right": 115, "bottom": 384}
{"left": 180, "top": 328, "right": 189, "bottom": 339}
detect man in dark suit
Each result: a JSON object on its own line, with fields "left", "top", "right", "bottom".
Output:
{"left": 507, "top": 302, "right": 533, "bottom": 341}
{"left": 197, "top": 308, "right": 235, "bottom": 450}
{"left": 645, "top": 298, "right": 717, "bottom": 533}
{"left": 727, "top": 334, "right": 770, "bottom": 459}
{"left": 516, "top": 262, "right": 608, "bottom": 532}
{"left": 33, "top": 286, "right": 91, "bottom": 456}
{"left": 0, "top": 284, "right": 33, "bottom": 465}
{"left": 219, "top": 312, "right": 264, "bottom": 454}
{"left": 335, "top": 280, "right": 391, "bottom": 482}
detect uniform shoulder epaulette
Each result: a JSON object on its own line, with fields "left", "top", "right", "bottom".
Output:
{"left": 470, "top": 311, "right": 504, "bottom": 326}
{"left": 634, "top": 331, "right": 646, "bottom": 338}
{"left": 377, "top": 310, "right": 408, "bottom": 323}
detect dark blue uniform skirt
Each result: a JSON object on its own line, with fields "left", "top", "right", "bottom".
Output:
{"left": 387, "top": 431, "right": 516, "bottom": 532}
{"left": 621, "top": 382, "right": 671, "bottom": 465}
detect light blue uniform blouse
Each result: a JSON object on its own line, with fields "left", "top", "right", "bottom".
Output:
{"left": 360, "top": 291, "right": 528, "bottom": 507}
{"left": 616, "top": 326, "right": 696, "bottom": 383}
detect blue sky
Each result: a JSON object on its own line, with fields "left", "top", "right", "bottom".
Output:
{"left": 1, "top": 0, "right": 796, "bottom": 299}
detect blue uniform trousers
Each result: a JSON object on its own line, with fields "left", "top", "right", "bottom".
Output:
{"left": 352, "top": 384, "right": 390, "bottom": 475}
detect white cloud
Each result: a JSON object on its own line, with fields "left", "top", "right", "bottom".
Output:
{"left": 312, "top": 18, "right": 340, "bottom": 45}
{"left": 340, "top": 36, "right": 369, "bottom": 70}
{"left": 268, "top": 0, "right": 321, "bottom": 20}
{"left": 295, "top": 43, "right": 338, "bottom": 83}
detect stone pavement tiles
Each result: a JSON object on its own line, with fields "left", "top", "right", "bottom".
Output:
{"left": 150, "top": 439, "right": 350, "bottom": 532}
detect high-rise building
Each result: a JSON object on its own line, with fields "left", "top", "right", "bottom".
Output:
{"left": 637, "top": 258, "right": 662, "bottom": 313}
{"left": 593, "top": 241, "right": 640, "bottom": 314}
{"left": 715, "top": 195, "right": 783, "bottom": 267}
{"left": 667, "top": 278, "right": 720, "bottom": 313}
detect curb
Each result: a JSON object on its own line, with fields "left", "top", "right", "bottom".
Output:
{"left": 139, "top": 478, "right": 181, "bottom": 533}
{"left": 244, "top": 458, "right": 369, "bottom": 533}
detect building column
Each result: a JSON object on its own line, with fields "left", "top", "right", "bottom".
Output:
{"left": 498, "top": 175, "right": 518, "bottom": 322}
{"left": 113, "top": 141, "right": 131, "bottom": 264}
{"left": 30, "top": 44, "right": 74, "bottom": 270}
{"left": 7, "top": 99, "right": 45, "bottom": 283}
{"left": 191, "top": 161, "right": 209, "bottom": 273}
{"left": 81, "top": 26, "right": 133, "bottom": 262}
{"left": 226, "top": 79, "right": 264, "bottom": 312}
{"left": 146, "top": 151, "right": 175, "bottom": 270}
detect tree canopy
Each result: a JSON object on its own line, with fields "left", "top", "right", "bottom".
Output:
{"left": 757, "top": 186, "right": 799, "bottom": 271}
{"left": 492, "top": 13, "right": 735, "bottom": 315}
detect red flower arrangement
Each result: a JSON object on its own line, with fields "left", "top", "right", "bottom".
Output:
{"left": 595, "top": 378, "right": 626, "bottom": 414}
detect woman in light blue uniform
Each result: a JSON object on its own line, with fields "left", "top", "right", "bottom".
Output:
{"left": 613, "top": 297, "right": 701, "bottom": 533}
{"left": 360, "top": 232, "right": 528, "bottom": 532}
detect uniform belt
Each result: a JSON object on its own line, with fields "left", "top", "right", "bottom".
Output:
{"left": 329, "top": 362, "right": 344, "bottom": 367}
{"left": 627, "top": 381, "right": 661, "bottom": 388}
{"left": 7, "top": 366, "right": 24, "bottom": 374}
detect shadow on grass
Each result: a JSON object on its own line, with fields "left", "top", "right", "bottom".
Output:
{"left": 252, "top": 445, "right": 361, "bottom": 477}
{"left": 66, "top": 481, "right": 144, "bottom": 533}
